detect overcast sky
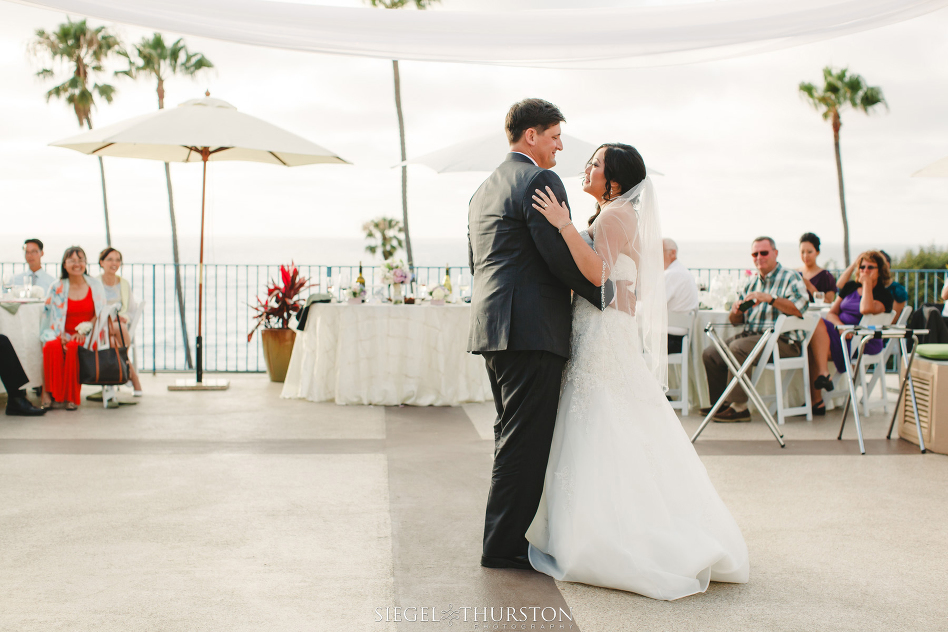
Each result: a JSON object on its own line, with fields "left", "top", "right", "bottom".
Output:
{"left": 1, "top": 0, "right": 946, "bottom": 265}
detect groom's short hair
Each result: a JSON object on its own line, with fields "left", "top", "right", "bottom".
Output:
{"left": 505, "top": 99, "right": 566, "bottom": 144}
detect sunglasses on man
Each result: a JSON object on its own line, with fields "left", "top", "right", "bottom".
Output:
{"left": 751, "top": 250, "right": 770, "bottom": 258}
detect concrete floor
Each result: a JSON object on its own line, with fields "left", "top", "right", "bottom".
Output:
{"left": 1, "top": 373, "right": 946, "bottom": 631}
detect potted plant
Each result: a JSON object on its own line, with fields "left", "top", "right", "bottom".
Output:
{"left": 248, "top": 263, "right": 309, "bottom": 382}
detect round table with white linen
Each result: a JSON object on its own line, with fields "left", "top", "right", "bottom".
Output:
{"left": 281, "top": 302, "right": 492, "bottom": 406}
{"left": 0, "top": 301, "right": 45, "bottom": 393}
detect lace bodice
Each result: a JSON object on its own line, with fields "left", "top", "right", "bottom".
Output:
{"left": 611, "top": 253, "right": 637, "bottom": 286}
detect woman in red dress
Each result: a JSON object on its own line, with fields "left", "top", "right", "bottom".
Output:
{"left": 39, "top": 247, "right": 107, "bottom": 410}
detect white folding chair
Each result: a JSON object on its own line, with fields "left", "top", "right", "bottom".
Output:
{"left": 667, "top": 309, "right": 696, "bottom": 414}
{"left": 123, "top": 299, "right": 146, "bottom": 376}
{"left": 750, "top": 312, "right": 820, "bottom": 424}
{"left": 824, "top": 312, "right": 895, "bottom": 417}
{"left": 865, "top": 305, "right": 912, "bottom": 400}
{"left": 85, "top": 304, "right": 122, "bottom": 409}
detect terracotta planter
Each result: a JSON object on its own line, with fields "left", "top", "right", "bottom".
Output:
{"left": 261, "top": 328, "right": 297, "bottom": 382}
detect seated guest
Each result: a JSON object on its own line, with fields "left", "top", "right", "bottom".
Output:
{"left": 98, "top": 247, "right": 143, "bottom": 395}
{"left": 702, "top": 237, "right": 809, "bottom": 422}
{"left": 0, "top": 334, "right": 45, "bottom": 416}
{"left": 796, "top": 232, "right": 836, "bottom": 303}
{"left": 39, "top": 247, "right": 108, "bottom": 410}
{"left": 663, "top": 238, "right": 699, "bottom": 353}
{"left": 10, "top": 238, "right": 56, "bottom": 293}
{"left": 809, "top": 250, "right": 894, "bottom": 414}
{"left": 880, "top": 251, "right": 908, "bottom": 320}
{"left": 837, "top": 250, "right": 906, "bottom": 321}
{"left": 943, "top": 276, "right": 948, "bottom": 317}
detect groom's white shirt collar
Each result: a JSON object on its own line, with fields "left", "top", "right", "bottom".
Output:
{"left": 512, "top": 151, "right": 538, "bottom": 166}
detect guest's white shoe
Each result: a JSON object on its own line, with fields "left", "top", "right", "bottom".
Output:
{"left": 133, "top": 390, "right": 144, "bottom": 398}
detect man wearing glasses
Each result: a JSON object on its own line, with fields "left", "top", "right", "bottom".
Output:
{"left": 10, "top": 239, "right": 55, "bottom": 294}
{"left": 702, "top": 236, "right": 809, "bottom": 422}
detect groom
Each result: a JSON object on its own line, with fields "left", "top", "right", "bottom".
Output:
{"left": 468, "top": 98, "right": 612, "bottom": 570}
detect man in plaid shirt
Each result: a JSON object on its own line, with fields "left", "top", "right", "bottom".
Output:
{"left": 702, "top": 237, "right": 809, "bottom": 422}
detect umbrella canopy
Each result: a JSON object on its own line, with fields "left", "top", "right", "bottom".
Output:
{"left": 50, "top": 96, "right": 349, "bottom": 386}
{"left": 51, "top": 96, "right": 349, "bottom": 166}
{"left": 401, "top": 132, "right": 662, "bottom": 178}
{"left": 912, "top": 156, "right": 948, "bottom": 177}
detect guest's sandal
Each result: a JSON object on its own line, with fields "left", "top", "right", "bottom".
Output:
{"left": 64, "top": 402, "right": 78, "bottom": 411}
{"left": 814, "top": 374, "right": 834, "bottom": 392}
{"left": 812, "top": 400, "right": 826, "bottom": 416}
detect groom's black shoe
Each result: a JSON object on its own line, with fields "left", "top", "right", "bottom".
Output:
{"left": 481, "top": 554, "right": 532, "bottom": 570}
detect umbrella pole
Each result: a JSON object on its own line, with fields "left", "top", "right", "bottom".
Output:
{"left": 168, "top": 147, "right": 227, "bottom": 392}
{"left": 196, "top": 148, "right": 209, "bottom": 383}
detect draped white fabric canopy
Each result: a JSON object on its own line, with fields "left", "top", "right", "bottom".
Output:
{"left": 400, "top": 132, "right": 664, "bottom": 178}
{"left": 11, "top": 0, "right": 948, "bottom": 68}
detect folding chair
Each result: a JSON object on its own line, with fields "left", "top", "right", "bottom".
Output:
{"left": 750, "top": 312, "right": 820, "bottom": 424}
{"left": 823, "top": 312, "right": 895, "bottom": 417}
{"left": 691, "top": 321, "right": 785, "bottom": 447}
{"left": 864, "top": 306, "right": 912, "bottom": 402}
{"left": 123, "top": 299, "right": 146, "bottom": 376}
{"left": 667, "top": 309, "right": 696, "bottom": 414}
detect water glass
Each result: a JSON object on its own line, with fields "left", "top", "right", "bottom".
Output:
{"left": 814, "top": 291, "right": 825, "bottom": 304}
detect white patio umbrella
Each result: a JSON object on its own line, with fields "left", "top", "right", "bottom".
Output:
{"left": 401, "top": 132, "right": 663, "bottom": 178}
{"left": 51, "top": 95, "right": 350, "bottom": 388}
{"left": 912, "top": 156, "right": 948, "bottom": 177}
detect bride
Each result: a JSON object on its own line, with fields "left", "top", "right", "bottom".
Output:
{"left": 525, "top": 143, "right": 749, "bottom": 600}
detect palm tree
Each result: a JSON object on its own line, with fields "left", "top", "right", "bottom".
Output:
{"left": 117, "top": 34, "right": 213, "bottom": 370}
{"left": 365, "top": 0, "right": 441, "bottom": 274}
{"left": 363, "top": 217, "right": 405, "bottom": 261}
{"left": 799, "top": 67, "right": 887, "bottom": 266}
{"left": 32, "top": 18, "right": 122, "bottom": 246}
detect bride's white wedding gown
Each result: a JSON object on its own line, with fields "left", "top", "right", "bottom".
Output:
{"left": 526, "top": 254, "right": 749, "bottom": 600}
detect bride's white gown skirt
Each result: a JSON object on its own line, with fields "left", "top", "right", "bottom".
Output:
{"left": 526, "top": 300, "right": 749, "bottom": 600}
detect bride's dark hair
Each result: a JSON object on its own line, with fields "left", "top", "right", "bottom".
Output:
{"left": 587, "top": 143, "right": 647, "bottom": 226}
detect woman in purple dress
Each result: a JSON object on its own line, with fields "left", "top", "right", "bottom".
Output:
{"left": 796, "top": 233, "right": 836, "bottom": 303}
{"left": 807, "top": 251, "right": 893, "bottom": 414}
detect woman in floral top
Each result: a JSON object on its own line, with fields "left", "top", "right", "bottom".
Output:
{"left": 39, "top": 247, "right": 107, "bottom": 410}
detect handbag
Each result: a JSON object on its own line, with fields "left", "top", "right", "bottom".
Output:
{"left": 78, "top": 315, "right": 131, "bottom": 385}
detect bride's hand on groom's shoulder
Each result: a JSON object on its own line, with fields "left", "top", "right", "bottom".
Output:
{"left": 532, "top": 186, "right": 571, "bottom": 228}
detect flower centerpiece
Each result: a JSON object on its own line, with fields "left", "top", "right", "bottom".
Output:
{"left": 248, "top": 263, "right": 310, "bottom": 382}
{"left": 381, "top": 259, "right": 411, "bottom": 304}
{"left": 704, "top": 273, "right": 743, "bottom": 311}
{"left": 428, "top": 284, "right": 447, "bottom": 306}
{"left": 347, "top": 283, "right": 367, "bottom": 304}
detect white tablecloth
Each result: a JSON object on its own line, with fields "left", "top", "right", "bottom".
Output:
{"left": 670, "top": 309, "right": 807, "bottom": 412}
{"left": 0, "top": 302, "right": 44, "bottom": 392}
{"left": 281, "top": 303, "right": 492, "bottom": 406}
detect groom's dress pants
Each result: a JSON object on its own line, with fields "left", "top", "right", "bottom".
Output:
{"left": 481, "top": 349, "right": 567, "bottom": 560}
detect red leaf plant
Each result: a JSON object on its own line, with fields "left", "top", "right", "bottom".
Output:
{"left": 247, "top": 262, "right": 311, "bottom": 342}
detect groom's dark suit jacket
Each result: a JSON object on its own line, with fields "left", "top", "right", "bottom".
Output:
{"left": 467, "top": 153, "right": 611, "bottom": 358}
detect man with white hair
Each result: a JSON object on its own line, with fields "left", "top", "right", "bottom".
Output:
{"left": 663, "top": 238, "right": 699, "bottom": 354}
